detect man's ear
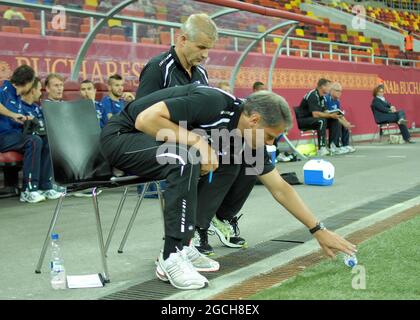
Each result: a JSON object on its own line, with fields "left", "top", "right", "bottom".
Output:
{"left": 248, "top": 113, "right": 261, "bottom": 127}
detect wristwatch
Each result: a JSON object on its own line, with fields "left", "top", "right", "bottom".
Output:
{"left": 309, "top": 222, "right": 326, "bottom": 234}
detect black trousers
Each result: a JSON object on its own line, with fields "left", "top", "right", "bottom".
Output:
{"left": 377, "top": 111, "right": 411, "bottom": 141}
{"left": 196, "top": 163, "right": 257, "bottom": 229}
{"left": 297, "top": 117, "right": 341, "bottom": 148}
{"left": 101, "top": 131, "right": 201, "bottom": 243}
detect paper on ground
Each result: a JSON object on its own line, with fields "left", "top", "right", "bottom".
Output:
{"left": 67, "top": 274, "right": 104, "bottom": 289}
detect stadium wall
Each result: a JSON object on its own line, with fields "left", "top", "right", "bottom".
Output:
{"left": 0, "top": 33, "right": 418, "bottom": 139}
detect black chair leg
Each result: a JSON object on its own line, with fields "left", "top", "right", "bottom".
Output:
{"left": 104, "top": 186, "right": 130, "bottom": 255}
{"left": 35, "top": 192, "right": 66, "bottom": 274}
{"left": 117, "top": 182, "right": 149, "bottom": 254}
{"left": 92, "top": 187, "right": 110, "bottom": 283}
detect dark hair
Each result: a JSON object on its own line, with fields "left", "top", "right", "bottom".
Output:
{"left": 45, "top": 73, "right": 64, "bottom": 88}
{"left": 317, "top": 78, "right": 331, "bottom": 88}
{"left": 31, "top": 77, "right": 41, "bottom": 90}
{"left": 81, "top": 79, "right": 94, "bottom": 86}
{"left": 373, "top": 84, "right": 384, "bottom": 97}
{"left": 10, "top": 65, "right": 35, "bottom": 87}
{"left": 108, "top": 74, "right": 123, "bottom": 85}
{"left": 243, "top": 91, "right": 293, "bottom": 129}
{"left": 252, "top": 81, "right": 265, "bottom": 91}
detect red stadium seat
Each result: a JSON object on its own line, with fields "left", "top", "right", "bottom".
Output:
{"left": 1, "top": 26, "right": 21, "bottom": 33}
{"left": 22, "top": 27, "right": 39, "bottom": 35}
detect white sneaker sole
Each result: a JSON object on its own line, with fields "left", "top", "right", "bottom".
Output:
{"left": 209, "top": 223, "right": 244, "bottom": 248}
{"left": 19, "top": 197, "right": 46, "bottom": 203}
{"left": 155, "top": 264, "right": 208, "bottom": 290}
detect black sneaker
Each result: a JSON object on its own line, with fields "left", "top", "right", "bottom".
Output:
{"left": 192, "top": 228, "right": 214, "bottom": 256}
{"left": 209, "top": 214, "right": 248, "bottom": 248}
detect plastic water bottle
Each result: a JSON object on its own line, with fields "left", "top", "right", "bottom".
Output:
{"left": 50, "top": 233, "right": 66, "bottom": 289}
{"left": 343, "top": 254, "right": 358, "bottom": 268}
{"left": 412, "top": 122, "right": 416, "bottom": 130}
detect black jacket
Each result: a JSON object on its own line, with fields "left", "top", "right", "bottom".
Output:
{"left": 135, "top": 46, "right": 209, "bottom": 99}
{"left": 371, "top": 96, "right": 393, "bottom": 123}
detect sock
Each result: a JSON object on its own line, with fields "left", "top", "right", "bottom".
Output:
{"left": 163, "top": 236, "right": 183, "bottom": 260}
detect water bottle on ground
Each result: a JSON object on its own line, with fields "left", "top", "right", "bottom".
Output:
{"left": 412, "top": 122, "right": 416, "bottom": 130}
{"left": 343, "top": 253, "right": 358, "bottom": 268}
{"left": 50, "top": 233, "right": 66, "bottom": 289}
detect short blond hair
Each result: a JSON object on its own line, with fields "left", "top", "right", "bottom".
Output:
{"left": 181, "top": 13, "right": 218, "bottom": 42}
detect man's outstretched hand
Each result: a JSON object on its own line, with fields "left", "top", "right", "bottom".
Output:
{"left": 314, "top": 229, "right": 357, "bottom": 258}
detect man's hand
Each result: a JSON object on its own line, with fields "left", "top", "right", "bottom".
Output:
{"left": 313, "top": 229, "right": 357, "bottom": 258}
{"left": 390, "top": 106, "right": 396, "bottom": 112}
{"left": 122, "top": 92, "right": 135, "bottom": 102}
{"left": 10, "top": 113, "right": 32, "bottom": 124}
{"left": 197, "top": 139, "right": 219, "bottom": 176}
{"left": 329, "top": 113, "right": 341, "bottom": 120}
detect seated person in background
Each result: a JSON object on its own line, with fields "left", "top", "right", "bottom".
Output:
{"left": 44, "top": 73, "right": 64, "bottom": 102}
{"left": 296, "top": 78, "right": 341, "bottom": 156}
{"left": 371, "top": 84, "right": 414, "bottom": 144}
{"left": 217, "top": 80, "right": 232, "bottom": 93}
{"left": 324, "top": 82, "right": 356, "bottom": 153}
{"left": 3, "top": 7, "right": 26, "bottom": 20}
{"left": 101, "top": 74, "right": 134, "bottom": 125}
{"left": 0, "top": 76, "right": 61, "bottom": 203}
{"left": 80, "top": 80, "right": 107, "bottom": 129}
{"left": 252, "top": 81, "right": 266, "bottom": 92}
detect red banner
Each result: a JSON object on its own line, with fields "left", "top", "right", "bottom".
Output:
{"left": 0, "top": 32, "right": 418, "bottom": 139}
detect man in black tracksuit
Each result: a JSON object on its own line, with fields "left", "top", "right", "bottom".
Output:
{"left": 135, "top": 13, "right": 217, "bottom": 99}
{"left": 135, "top": 13, "right": 217, "bottom": 197}
{"left": 100, "top": 84, "right": 357, "bottom": 290}
{"left": 296, "top": 78, "right": 341, "bottom": 156}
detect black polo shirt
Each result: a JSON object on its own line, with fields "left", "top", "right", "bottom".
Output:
{"left": 135, "top": 46, "right": 209, "bottom": 99}
{"left": 297, "top": 89, "right": 327, "bottom": 119}
{"left": 104, "top": 84, "right": 274, "bottom": 176}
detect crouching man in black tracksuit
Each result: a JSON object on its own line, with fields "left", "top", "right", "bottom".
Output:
{"left": 100, "top": 84, "right": 357, "bottom": 290}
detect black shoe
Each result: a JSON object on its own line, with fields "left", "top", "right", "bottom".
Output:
{"left": 209, "top": 214, "right": 248, "bottom": 248}
{"left": 192, "top": 227, "right": 214, "bottom": 256}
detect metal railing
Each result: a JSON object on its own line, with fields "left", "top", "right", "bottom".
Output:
{"left": 0, "top": 0, "right": 417, "bottom": 68}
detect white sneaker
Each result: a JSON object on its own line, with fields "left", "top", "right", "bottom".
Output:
{"left": 182, "top": 245, "right": 220, "bottom": 272}
{"left": 334, "top": 146, "right": 349, "bottom": 155}
{"left": 40, "top": 189, "right": 63, "bottom": 200}
{"left": 20, "top": 190, "right": 46, "bottom": 203}
{"left": 155, "top": 250, "right": 208, "bottom": 290}
{"left": 317, "top": 147, "right": 329, "bottom": 156}
{"left": 344, "top": 145, "right": 356, "bottom": 153}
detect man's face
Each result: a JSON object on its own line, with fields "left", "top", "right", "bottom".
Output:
{"left": 180, "top": 32, "right": 215, "bottom": 67}
{"left": 319, "top": 83, "right": 331, "bottom": 96}
{"left": 109, "top": 79, "right": 124, "bottom": 98}
{"left": 377, "top": 88, "right": 384, "bottom": 97}
{"left": 80, "top": 83, "right": 96, "bottom": 100}
{"left": 46, "top": 78, "right": 64, "bottom": 100}
{"left": 331, "top": 87, "right": 342, "bottom": 99}
{"left": 16, "top": 80, "right": 34, "bottom": 96}
{"left": 32, "top": 82, "right": 42, "bottom": 102}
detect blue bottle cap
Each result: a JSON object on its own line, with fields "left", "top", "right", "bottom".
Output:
{"left": 51, "top": 233, "right": 59, "bottom": 240}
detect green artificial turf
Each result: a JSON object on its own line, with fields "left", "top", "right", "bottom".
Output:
{"left": 251, "top": 215, "right": 420, "bottom": 300}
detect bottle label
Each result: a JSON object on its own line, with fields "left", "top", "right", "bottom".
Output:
{"left": 51, "top": 261, "right": 65, "bottom": 272}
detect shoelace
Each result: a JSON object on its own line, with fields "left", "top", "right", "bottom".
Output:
{"left": 228, "top": 214, "right": 243, "bottom": 236}
{"left": 197, "top": 228, "right": 210, "bottom": 245}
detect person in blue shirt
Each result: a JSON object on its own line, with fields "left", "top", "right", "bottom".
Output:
{"left": 100, "top": 74, "right": 134, "bottom": 126}
{"left": 0, "top": 76, "right": 61, "bottom": 203}
{"left": 324, "top": 82, "right": 356, "bottom": 153}
{"left": 0, "top": 65, "right": 35, "bottom": 124}
{"left": 80, "top": 80, "right": 107, "bottom": 129}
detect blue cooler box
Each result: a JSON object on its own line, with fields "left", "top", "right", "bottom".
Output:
{"left": 303, "top": 159, "right": 335, "bottom": 186}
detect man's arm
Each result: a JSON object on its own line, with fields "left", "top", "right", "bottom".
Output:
{"left": 259, "top": 169, "right": 357, "bottom": 258}
{"left": 136, "top": 101, "right": 219, "bottom": 175}
{"left": 307, "top": 93, "right": 340, "bottom": 119}
{"left": 0, "top": 102, "right": 26, "bottom": 124}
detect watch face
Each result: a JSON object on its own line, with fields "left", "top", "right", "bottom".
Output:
{"left": 319, "top": 222, "right": 326, "bottom": 230}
